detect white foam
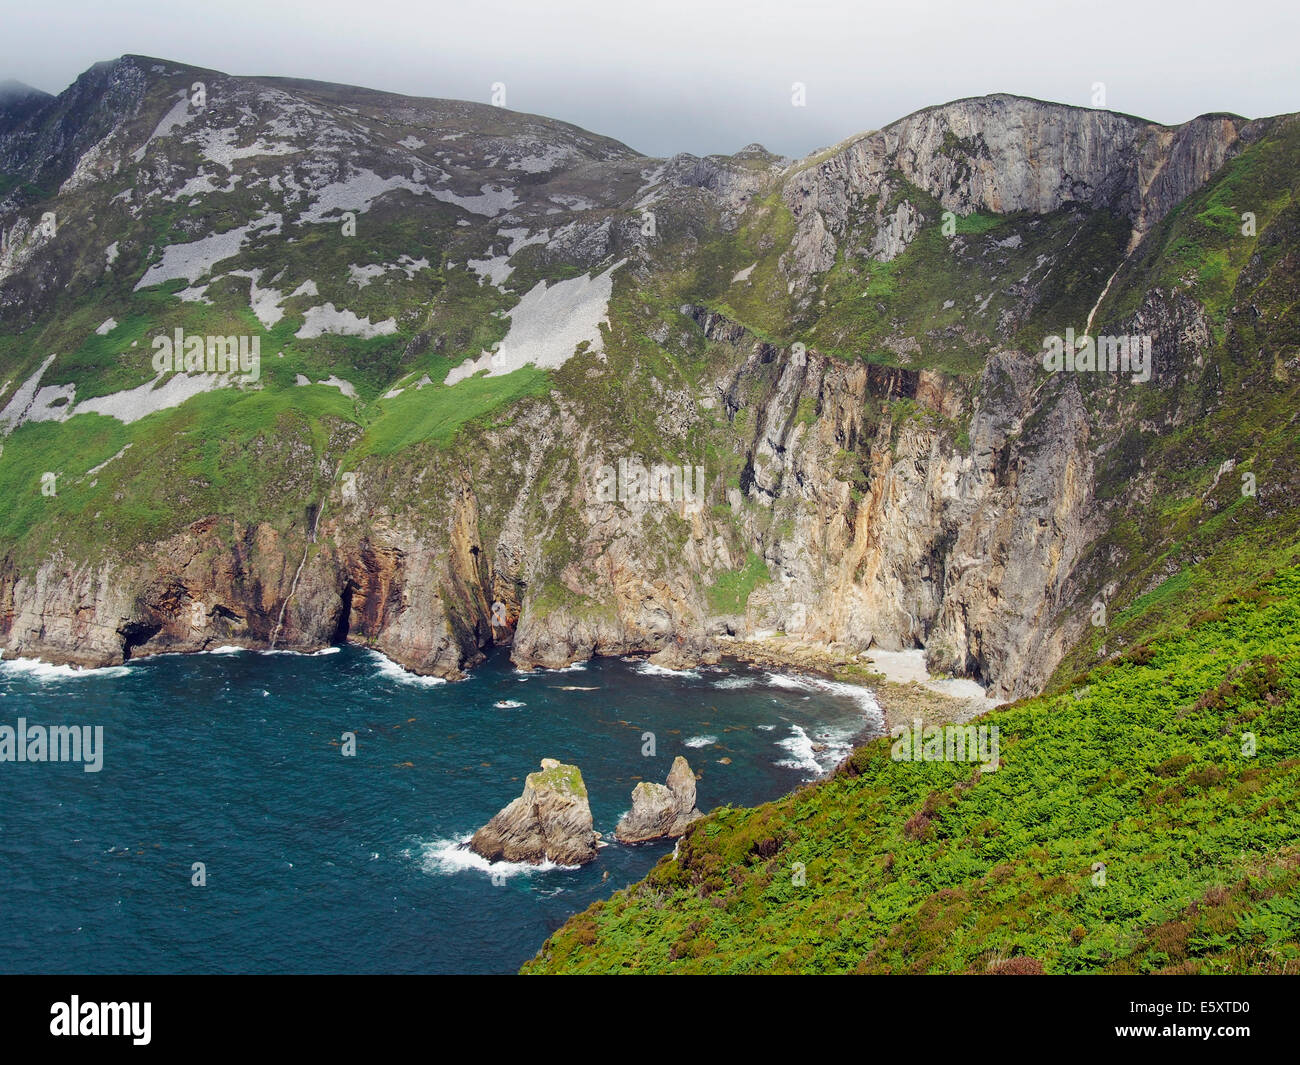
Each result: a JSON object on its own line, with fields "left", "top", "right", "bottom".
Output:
{"left": 684, "top": 735, "right": 717, "bottom": 748}
{"left": 712, "top": 675, "right": 757, "bottom": 689}
{"left": 764, "top": 671, "right": 884, "bottom": 727}
{"left": 417, "top": 835, "right": 572, "bottom": 878}
{"left": 494, "top": 699, "right": 526, "bottom": 709}
{"left": 366, "top": 649, "right": 447, "bottom": 687}
{"left": 635, "top": 660, "right": 701, "bottom": 679}
{"left": 0, "top": 653, "right": 131, "bottom": 681}
{"left": 775, "top": 724, "right": 821, "bottom": 775}
{"left": 775, "top": 722, "right": 855, "bottom": 778}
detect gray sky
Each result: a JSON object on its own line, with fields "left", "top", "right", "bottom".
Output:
{"left": 3, "top": 0, "right": 1297, "bottom": 159}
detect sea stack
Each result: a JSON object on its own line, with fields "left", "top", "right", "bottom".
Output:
{"left": 469, "top": 758, "right": 599, "bottom": 865}
{"left": 615, "top": 755, "right": 704, "bottom": 843}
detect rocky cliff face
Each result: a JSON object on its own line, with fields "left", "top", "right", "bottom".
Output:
{"left": 781, "top": 95, "right": 1256, "bottom": 289}
{"left": 685, "top": 310, "right": 1097, "bottom": 699}
{"left": 1, "top": 57, "right": 1292, "bottom": 703}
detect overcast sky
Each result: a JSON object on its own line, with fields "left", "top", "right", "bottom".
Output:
{"left": 3, "top": 0, "right": 1297, "bottom": 159}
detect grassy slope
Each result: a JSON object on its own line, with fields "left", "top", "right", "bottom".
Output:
{"left": 522, "top": 122, "right": 1300, "bottom": 976}
{"left": 0, "top": 387, "right": 355, "bottom": 564}
{"left": 1056, "top": 116, "right": 1300, "bottom": 685}
{"left": 524, "top": 560, "right": 1300, "bottom": 974}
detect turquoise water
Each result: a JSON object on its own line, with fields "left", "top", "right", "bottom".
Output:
{"left": 0, "top": 645, "right": 881, "bottom": 973}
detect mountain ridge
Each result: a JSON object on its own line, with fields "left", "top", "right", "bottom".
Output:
{"left": 0, "top": 55, "right": 1295, "bottom": 715}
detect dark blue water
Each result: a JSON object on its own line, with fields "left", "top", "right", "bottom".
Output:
{"left": 0, "top": 645, "right": 881, "bottom": 973}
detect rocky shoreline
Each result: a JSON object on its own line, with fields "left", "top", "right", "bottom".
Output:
{"left": 0, "top": 626, "right": 995, "bottom": 737}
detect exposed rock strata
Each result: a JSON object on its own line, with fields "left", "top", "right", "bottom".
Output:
{"left": 470, "top": 759, "right": 599, "bottom": 866}
{"left": 0, "top": 72, "right": 1266, "bottom": 706}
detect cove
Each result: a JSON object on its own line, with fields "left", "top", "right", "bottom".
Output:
{"left": 0, "top": 645, "right": 881, "bottom": 973}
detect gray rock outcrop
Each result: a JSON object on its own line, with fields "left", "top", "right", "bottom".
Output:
{"left": 781, "top": 94, "right": 1250, "bottom": 288}
{"left": 615, "top": 756, "right": 703, "bottom": 843}
{"left": 470, "top": 758, "right": 599, "bottom": 865}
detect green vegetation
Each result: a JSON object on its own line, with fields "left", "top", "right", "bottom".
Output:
{"left": 525, "top": 562, "right": 1300, "bottom": 974}
{"left": 3, "top": 66, "right": 1300, "bottom": 980}
{"left": 1099, "top": 118, "right": 1300, "bottom": 331}
{"left": 0, "top": 385, "right": 353, "bottom": 563}
{"left": 954, "top": 210, "right": 1003, "bottom": 235}
{"left": 528, "top": 760, "right": 588, "bottom": 798}
{"left": 1058, "top": 116, "right": 1300, "bottom": 685}
{"left": 357, "top": 364, "right": 553, "bottom": 456}
{"left": 806, "top": 182, "right": 1130, "bottom": 375}
{"left": 704, "top": 551, "right": 770, "bottom": 614}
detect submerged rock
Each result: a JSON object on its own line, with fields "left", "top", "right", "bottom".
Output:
{"left": 469, "top": 758, "right": 599, "bottom": 865}
{"left": 615, "top": 755, "right": 703, "bottom": 843}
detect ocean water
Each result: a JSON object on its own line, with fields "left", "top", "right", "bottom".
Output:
{"left": 0, "top": 645, "right": 882, "bottom": 974}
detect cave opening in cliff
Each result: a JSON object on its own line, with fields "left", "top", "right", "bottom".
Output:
{"left": 120, "top": 620, "right": 162, "bottom": 661}
{"left": 331, "top": 582, "right": 355, "bottom": 646}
